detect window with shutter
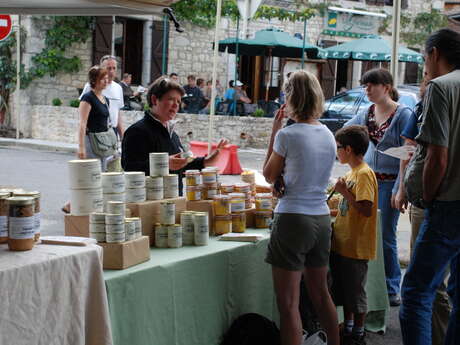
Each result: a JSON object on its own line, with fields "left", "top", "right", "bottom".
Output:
{"left": 151, "top": 21, "right": 168, "bottom": 84}
{"left": 92, "top": 16, "right": 113, "bottom": 66}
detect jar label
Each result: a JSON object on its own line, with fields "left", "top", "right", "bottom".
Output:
{"left": 0, "top": 216, "right": 7, "bottom": 237}
{"left": 231, "top": 202, "right": 245, "bottom": 213}
{"left": 9, "top": 216, "right": 35, "bottom": 239}
{"left": 34, "top": 212, "right": 41, "bottom": 234}
{"left": 203, "top": 175, "right": 217, "bottom": 184}
{"left": 258, "top": 199, "right": 272, "bottom": 210}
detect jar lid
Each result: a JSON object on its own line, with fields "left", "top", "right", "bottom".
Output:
{"left": 255, "top": 193, "right": 272, "bottom": 199}
{"left": 255, "top": 211, "right": 273, "bottom": 215}
{"left": 0, "top": 192, "right": 11, "bottom": 199}
{"left": 102, "top": 172, "right": 124, "bottom": 177}
{"left": 125, "top": 171, "right": 144, "bottom": 176}
{"left": 213, "top": 195, "right": 230, "bottom": 201}
{"left": 194, "top": 212, "right": 208, "bottom": 217}
{"left": 185, "top": 170, "right": 200, "bottom": 174}
{"left": 215, "top": 215, "right": 232, "bottom": 220}
{"left": 68, "top": 159, "right": 99, "bottom": 164}
{"left": 231, "top": 213, "right": 246, "bottom": 219}
{"left": 6, "top": 196, "right": 35, "bottom": 205}
{"left": 164, "top": 174, "right": 178, "bottom": 178}
{"left": 229, "top": 193, "right": 245, "bottom": 199}
{"left": 107, "top": 201, "right": 124, "bottom": 205}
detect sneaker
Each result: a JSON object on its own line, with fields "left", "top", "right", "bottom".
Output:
{"left": 350, "top": 333, "right": 366, "bottom": 345}
{"left": 389, "top": 294, "right": 401, "bottom": 307}
{"left": 302, "top": 330, "right": 327, "bottom": 345}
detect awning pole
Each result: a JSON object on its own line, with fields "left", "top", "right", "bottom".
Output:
{"left": 390, "top": 0, "right": 401, "bottom": 86}
{"left": 208, "top": 0, "right": 223, "bottom": 154}
{"left": 301, "top": 18, "right": 307, "bottom": 69}
{"left": 162, "top": 14, "right": 168, "bottom": 75}
{"left": 15, "top": 16, "right": 20, "bottom": 140}
{"left": 233, "top": 15, "right": 240, "bottom": 117}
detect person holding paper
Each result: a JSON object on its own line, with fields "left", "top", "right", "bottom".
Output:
{"left": 344, "top": 68, "right": 412, "bottom": 306}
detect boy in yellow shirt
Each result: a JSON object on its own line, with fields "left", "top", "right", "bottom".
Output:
{"left": 331, "top": 125, "right": 378, "bottom": 345}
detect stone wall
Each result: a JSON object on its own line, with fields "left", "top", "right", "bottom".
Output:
{"left": 29, "top": 106, "right": 274, "bottom": 149}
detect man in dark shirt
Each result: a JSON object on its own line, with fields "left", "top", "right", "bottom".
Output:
{"left": 182, "top": 75, "right": 204, "bottom": 114}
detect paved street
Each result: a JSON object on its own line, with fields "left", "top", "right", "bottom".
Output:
{"left": 0, "top": 145, "right": 409, "bottom": 344}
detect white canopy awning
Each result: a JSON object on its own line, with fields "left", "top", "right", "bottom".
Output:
{"left": 0, "top": 0, "right": 178, "bottom": 15}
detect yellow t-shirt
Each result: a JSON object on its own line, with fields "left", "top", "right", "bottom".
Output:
{"left": 332, "top": 162, "right": 378, "bottom": 260}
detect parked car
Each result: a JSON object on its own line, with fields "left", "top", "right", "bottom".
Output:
{"left": 320, "top": 85, "right": 419, "bottom": 133}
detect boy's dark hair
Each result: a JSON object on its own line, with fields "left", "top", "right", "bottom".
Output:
{"left": 187, "top": 75, "right": 196, "bottom": 81}
{"left": 229, "top": 80, "right": 234, "bottom": 88}
{"left": 361, "top": 68, "right": 399, "bottom": 102}
{"left": 169, "top": 72, "right": 178, "bottom": 78}
{"left": 335, "top": 125, "right": 370, "bottom": 156}
{"left": 426, "top": 28, "right": 460, "bottom": 69}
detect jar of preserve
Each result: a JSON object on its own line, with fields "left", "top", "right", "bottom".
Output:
{"left": 0, "top": 192, "right": 10, "bottom": 243}
{"left": 7, "top": 197, "right": 35, "bottom": 251}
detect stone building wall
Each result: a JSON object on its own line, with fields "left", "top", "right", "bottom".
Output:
{"left": 29, "top": 106, "right": 274, "bottom": 149}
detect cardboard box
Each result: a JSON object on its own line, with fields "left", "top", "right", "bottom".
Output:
{"left": 245, "top": 208, "right": 256, "bottom": 228}
{"left": 64, "top": 215, "right": 90, "bottom": 237}
{"left": 186, "top": 199, "right": 215, "bottom": 235}
{"left": 99, "top": 236, "right": 150, "bottom": 270}
{"left": 127, "top": 197, "right": 186, "bottom": 245}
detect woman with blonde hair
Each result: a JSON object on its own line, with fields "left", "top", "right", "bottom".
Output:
{"left": 263, "top": 70, "right": 339, "bottom": 345}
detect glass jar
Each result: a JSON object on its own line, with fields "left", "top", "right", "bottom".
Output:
{"left": 213, "top": 195, "right": 231, "bottom": 216}
{"left": 255, "top": 193, "right": 273, "bottom": 211}
{"left": 220, "top": 183, "right": 234, "bottom": 194}
{"left": 185, "top": 170, "right": 202, "bottom": 186}
{"left": 186, "top": 186, "right": 202, "bottom": 201}
{"left": 229, "top": 193, "right": 245, "bottom": 213}
{"left": 214, "top": 215, "right": 232, "bottom": 235}
{"left": 7, "top": 197, "right": 35, "bottom": 251}
{"left": 231, "top": 213, "right": 246, "bottom": 233}
{"left": 234, "top": 182, "right": 251, "bottom": 194}
{"left": 0, "top": 192, "right": 10, "bottom": 243}
{"left": 255, "top": 211, "right": 272, "bottom": 229}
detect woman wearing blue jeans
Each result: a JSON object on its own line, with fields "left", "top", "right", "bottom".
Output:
{"left": 345, "top": 68, "right": 412, "bottom": 306}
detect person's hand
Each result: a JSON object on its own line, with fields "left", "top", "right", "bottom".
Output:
{"left": 334, "top": 177, "right": 348, "bottom": 195}
{"left": 272, "top": 176, "right": 285, "bottom": 198}
{"left": 78, "top": 147, "right": 86, "bottom": 160}
{"left": 216, "top": 138, "right": 229, "bottom": 151}
{"left": 169, "top": 153, "right": 188, "bottom": 171}
{"left": 272, "top": 104, "right": 286, "bottom": 133}
{"left": 393, "top": 189, "right": 408, "bottom": 213}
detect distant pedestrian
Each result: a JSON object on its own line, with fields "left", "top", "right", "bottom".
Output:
{"left": 81, "top": 55, "right": 125, "bottom": 139}
{"left": 169, "top": 72, "right": 179, "bottom": 83}
{"left": 182, "top": 75, "right": 204, "bottom": 114}
{"left": 400, "top": 28, "right": 460, "bottom": 345}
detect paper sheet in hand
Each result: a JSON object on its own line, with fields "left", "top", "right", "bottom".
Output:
{"left": 379, "top": 146, "right": 416, "bottom": 160}
{"left": 219, "top": 233, "right": 265, "bottom": 242}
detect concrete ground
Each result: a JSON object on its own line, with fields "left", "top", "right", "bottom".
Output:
{"left": 0, "top": 139, "right": 411, "bottom": 344}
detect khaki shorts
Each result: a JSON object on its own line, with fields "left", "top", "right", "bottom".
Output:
{"left": 330, "top": 252, "right": 368, "bottom": 314}
{"left": 265, "top": 213, "right": 332, "bottom": 271}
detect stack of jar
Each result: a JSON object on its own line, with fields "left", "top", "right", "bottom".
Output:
{"left": 214, "top": 194, "right": 246, "bottom": 234}
{"left": 234, "top": 183, "right": 252, "bottom": 209}
{"left": 149, "top": 152, "right": 179, "bottom": 200}
{"left": 101, "top": 172, "right": 126, "bottom": 211}
{"left": 0, "top": 189, "right": 37, "bottom": 251}
{"left": 89, "top": 201, "right": 142, "bottom": 243}
{"left": 241, "top": 169, "right": 257, "bottom": 196}
{"left": 68, "top": 159, "right": 103, "bottom": 215}
{"left": 154, "top": 201, "right": 179, "bottom": 248}
{"left": 201, "top": 167, "right": 219, "bottom": 200}
{"left": 125, "top": 172, "right": 146, "bottom": 203}
{"left": 185, "top": 170, "right": 202, "bottom": 201}
{"left": 255, "top": 193, "right": 273, "bottom": 229}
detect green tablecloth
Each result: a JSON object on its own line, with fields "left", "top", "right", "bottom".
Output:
{"left": 104, "top": 229, "right": 278, "bottom": 345}
{"left": 103, "top": 224, "right": 389, "bottom": 345}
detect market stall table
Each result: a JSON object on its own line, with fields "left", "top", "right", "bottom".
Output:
{"left": 0, "top": 243, "right": 113, "bottom": 345}
{"left": 103, "top": 225, "right": 389, "bottom": 345}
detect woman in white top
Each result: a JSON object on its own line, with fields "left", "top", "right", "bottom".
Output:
{"left": 263, "top": 70, "right": 339, "bottom": 345}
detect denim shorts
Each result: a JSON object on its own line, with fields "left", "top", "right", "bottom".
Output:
{"left": 265, "top": 213, "right": 332, "bottom": 271}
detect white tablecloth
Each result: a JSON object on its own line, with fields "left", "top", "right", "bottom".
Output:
{"left": 0, "top": 243, "right": 113, "bottom": 345}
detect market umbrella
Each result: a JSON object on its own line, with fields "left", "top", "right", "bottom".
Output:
{"left": 218, "top": 28, "right": 325, "bottom": 59}
{"left": 218, "top": 28, "right": 326, "bottom": 101}
{"left": 323, "top": 35, "right": 423, "bottom": 63}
